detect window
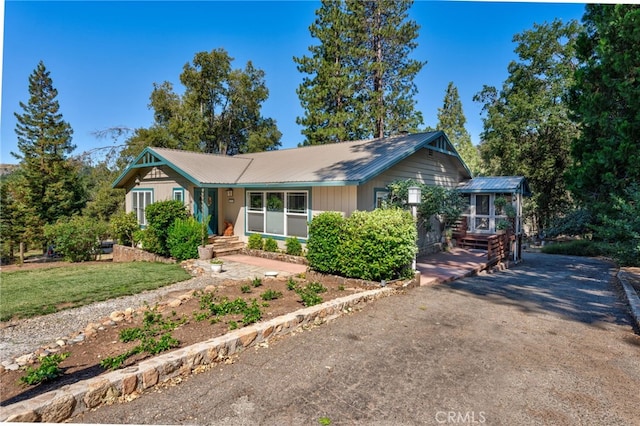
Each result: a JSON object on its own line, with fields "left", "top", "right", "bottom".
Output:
{"left": 173, "top": 188, "right": 184, "bottom": 203}
{"left": 132, "top": 190, "right": 153, "bottom": 226}
{"left": 246, "top": 190, "right": 308, "bottom": 238}
{"left": 374, "top": 189, "right": 389, "bottom": 209}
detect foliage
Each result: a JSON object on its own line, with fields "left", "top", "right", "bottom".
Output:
{"left": 247, "top": 233, "right": 264, "bottom": 250}
{"left": 110, "top": 211, "right": 139, "bottom": 247}
{"left": 78, "top": 157, "right": 124, "bottom": 222}
{"left": 339, "top": 209, "right": 416, "bottom": 281}
{"left": 591, "top": 184, "right": 640, "bottom": 266}
{"left": 100, "top": 305, "right": 182, "bottom": 370}
{"left": 385, "top": 180, "right": 466, "bottom": 230}
{"left": 474, "top": 19, "right": 581, "bottom": 231}
{"left": 1, "top": 262, "right": 190, "bottom": 321}
{"left": 437, "top": 82, "right": 482, "bottom": 175}
{"left": 306, "top": 212, "right": 345, "bottom": 275}
{"left": 20, "top": 352, "right": 70, "bottom": 385}
{"left": 294, "top": 282, "right": 326, "bottom": 307}
{"left": 43, "top": 215, "right": 108, "bottom": 262}
{"left": 252, "top": 277, "right": 263, "bottom": 287}
{"left": 285, "top": 237, "right": 303, "bottom": 256}
{"left": 166, "top": 217, "right": 202, "bottom": 260}
{"left": 11, "top": 61, "right": 86, "bottom": 245}
{"left": 260, "top": 289, "right": 282, "bottom": 300}
{"left": 294, "top": 0, "right": 424, "bottom": 144}
{"left": 567, "top": 5, "right": 640, "bottom": 221}
{"left": 241, "top": 285, "right": 251, "bottom": 294}
{"left": 540, "top": 240, "right": 607, "bottom": 258}
{"left": 263, "top": 237, "right": 279, "bottom": 252}
{"left": 545, "top": 208, "right": 593, "bottom": 239}
{"left": 195, "top": 293, "right": 263, "bottom": 327}
{"left": 121, "top": 48, "right": 281, "bottom": 159}
{"left": 143, "top": 200, "right": 188, "bottom": 257}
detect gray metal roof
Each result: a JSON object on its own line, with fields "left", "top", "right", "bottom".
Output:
{"left": 457, "top": 176, "right": 531, "bottom": 195}
{"left": 113, "top": 131, "right": 472, "bottom": 188}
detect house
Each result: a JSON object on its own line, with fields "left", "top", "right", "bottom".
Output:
{"left": 113, "top": 131, "right": 527, "bottom": 258}
{"left": 455, "top": 176, "right": 531, "bottom": 262}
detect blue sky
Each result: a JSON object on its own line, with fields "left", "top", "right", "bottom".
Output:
{"left": 1, "top": 1, "right": 586, "bottom": 164}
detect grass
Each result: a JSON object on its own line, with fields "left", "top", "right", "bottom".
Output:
{"left": 0, "top": 262, "right": 191, "bottom": 321}
{"left": 540, "top": 239, "right": 606, "bottom": 257}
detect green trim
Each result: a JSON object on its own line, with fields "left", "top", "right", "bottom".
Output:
{"left": 373, "top": 187, "right": 390, "bottom": 209}
{"left": 172, "top": 187, "right": 185, "bottom": 203}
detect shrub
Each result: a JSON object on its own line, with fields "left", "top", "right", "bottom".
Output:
{"left": 247, "top": 233, "right": 263, "bottom": 250}
{"left": 541, "top": 239, "right": 605, "bottom": 257}
{"left": 339, "top": 208, "right": 416, "bottom": 281}
{"left": 20, "top": 352, "right": 70, "bottom": 385}
{"left": 263, "top": 237, "right": 279, "bottom": 252}
{"left": 144, "top": 200, "right": 188, "bottom": 256}
{"left": 285, "top": 237, "right": 303, "bottom": 256}
{"left": 306, "top": 212, "right": 345, "bottom": 275}
{"left": 166, "top": 217, "right": 202, "bottom": 260}
{"left": 110, "top": 211, "right": 139, "bottom": 246}
{"left": 43, "top": 216, "right": 109, "bottom": 262}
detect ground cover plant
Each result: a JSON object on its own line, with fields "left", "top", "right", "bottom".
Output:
{"left": 1, "top": 272, "right": 374, "bottom": 405}
{"left": 0, "top": 262, "right": 191, "bottom": 321}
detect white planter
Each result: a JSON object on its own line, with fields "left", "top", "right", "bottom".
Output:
{"left": 211, "top": 263, "right": 223, "bottom": 273}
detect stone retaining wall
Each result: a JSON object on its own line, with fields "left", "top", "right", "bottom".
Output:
{"left": 112, "top": 245, "right": 176, "bottom": 264}
{"left": 241, "top": 248, "right": 309, "bottom": 265}
{"left": 0, "top": 288, "right": 396, "bottom": 423}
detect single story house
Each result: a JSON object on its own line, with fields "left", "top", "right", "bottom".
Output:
{"left": 113, "top": 131, "right": 528, "bottom": 257}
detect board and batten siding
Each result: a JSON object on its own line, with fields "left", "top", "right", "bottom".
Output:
{"left": 357, "top": 148, "right": 465, "bottom": 211}
{"left": 312, "top": 186, "right": 358, "bottom": 217}
{"left": 124, "top": 166, "right": 193, "bottom": 214}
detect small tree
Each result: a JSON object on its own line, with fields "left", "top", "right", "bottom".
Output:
{"left": 44, "top": 216, "right": 108, "bottom": 262}
{"left": 306, "top": 212, "right": 345, "bottom": 275}
{"left": 110, "top": 211, "right": 140, "bottom": 247}
{"left": 143, "top": 200, "right": 188, "bottom": 257}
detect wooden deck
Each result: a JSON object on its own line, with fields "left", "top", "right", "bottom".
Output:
{"left": 451, "top": 216, "right": 514, "bottom": 265}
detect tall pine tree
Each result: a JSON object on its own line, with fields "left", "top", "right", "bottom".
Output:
{"left": 437, "top": 82, "right": 481, "bottom": 176}
{"left": 295, "top": 0, "right": 424, "bottom": 145}
{"left": 12, "top": 61, "right": 85, "bottom": 229}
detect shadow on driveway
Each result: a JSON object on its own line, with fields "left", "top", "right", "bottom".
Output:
{"left": 436, "top": 252, "right": 632, "bottom": 328}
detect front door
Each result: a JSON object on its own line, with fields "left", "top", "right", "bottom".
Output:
{"left": 194, "top": 188, "right": 218, "bottom": 236}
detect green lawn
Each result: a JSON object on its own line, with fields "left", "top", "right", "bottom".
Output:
{"left": 0, "top": 262, "right": 191, "bottom": 321}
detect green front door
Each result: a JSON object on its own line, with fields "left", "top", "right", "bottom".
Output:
{"left": 194, "top": 188, "right": 218, "bottom": 236}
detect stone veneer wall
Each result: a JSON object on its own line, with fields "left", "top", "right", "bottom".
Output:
{"left": 241, "top": 249, "right": 309, "bottom": 265}
{"left": 112, "top": 244, "right": 176, "bottom": 264}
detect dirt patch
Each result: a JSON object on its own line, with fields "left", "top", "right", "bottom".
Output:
{"left": 0, "top": 274, "right": 375, "bottom": 406}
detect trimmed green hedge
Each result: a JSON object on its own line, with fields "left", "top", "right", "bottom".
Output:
{"left": 307, "top": 209, "right": 417, "bottom": 281}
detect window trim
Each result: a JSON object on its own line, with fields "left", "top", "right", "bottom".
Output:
{"left": 172, "top": 187, "right": 185, "bottom": 203}
{"left": 132, "top": 188, "right": 154, "bottom": 227}
{"left": 374, "top": 188, "right": 390, "bottom": 209}
{"left": 245, "top": 189, "right": 310, "bottom": 239}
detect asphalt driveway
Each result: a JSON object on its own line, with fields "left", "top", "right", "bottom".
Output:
{"left": 71, "top": 253, "right": 640, "bottom": 425}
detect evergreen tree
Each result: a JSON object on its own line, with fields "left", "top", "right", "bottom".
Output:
{"left": 437, "top": 82, "right": 481, "bottom": 175}
{"left": 12, "top": 61, "right": 85, "bottom": 229}
{"left": 295, "top": 0, "right": 424, "bottom": 145}
{"left": 567, "top": 4, "right": 640, "bottom": 217}
{"left": 474, "top": 20, "right": 581, "bottom": 231}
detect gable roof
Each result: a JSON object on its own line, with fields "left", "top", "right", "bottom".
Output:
{"left": 457, "top": 176, "right": 531, "bottom": 196}
{"left": 113, "top": 131, "right": 472, "bottom": 189}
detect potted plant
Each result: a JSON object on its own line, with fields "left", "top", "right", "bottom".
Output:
{"left": 210, "top": 258, "right": 223, "bottom": 272}
{"left": 496, "top": 219, "right": 511, "bottom": 234}
{"left": 494, "top": 196, "right": 507, "bottom": 215}
{"left": 198, "top": 216, "right": 213, "bottom": 260}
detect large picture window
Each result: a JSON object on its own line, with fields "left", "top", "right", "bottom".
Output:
{"left": 246, "top": 190, "right": 308, "bottom": 238}
{"left": 132, "top": 190, "right": 153, "bottom": 226}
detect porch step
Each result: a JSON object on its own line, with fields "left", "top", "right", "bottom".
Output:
{"left": 457, "top": 235, "right": 490, "bottom": 250}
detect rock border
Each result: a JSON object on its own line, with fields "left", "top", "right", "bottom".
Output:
{"left": 0, "top": 287, "right": 397, "bottom": 423}
{"left": 617, "top": 270, "right": 640, "bottom": 331}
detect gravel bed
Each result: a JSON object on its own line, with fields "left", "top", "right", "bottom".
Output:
{"left": 0, "top": 274, "right": 214, "bottom": 364}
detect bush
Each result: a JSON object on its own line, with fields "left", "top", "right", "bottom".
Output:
{"left": 110, "top": 211, "right": 139, "bottom": 246}
{"left": 166, "top": 217, "right": 202, "bottom": 260}
{"left": 285, "top": 237, "right": 303, "bottom": 256}
{"left": 306, "top": 212, "right": 345, "bottom": 275}
{"left": 541, "top": 239, "right": 606, "bottom": 257}
{"left": 339, "top": 208, "right": 416, "bottom": 281}
{"left": 263, "top": 237, "right": 279, "bottom": 252}
{"left": 143, "top": 200, "right": 188, "bottom": 256}
{"left": 248, "top": 233, "right": 263, "bottom": 250}
{"left": 44, "top": 216, "right": 109, "bottom": 262}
